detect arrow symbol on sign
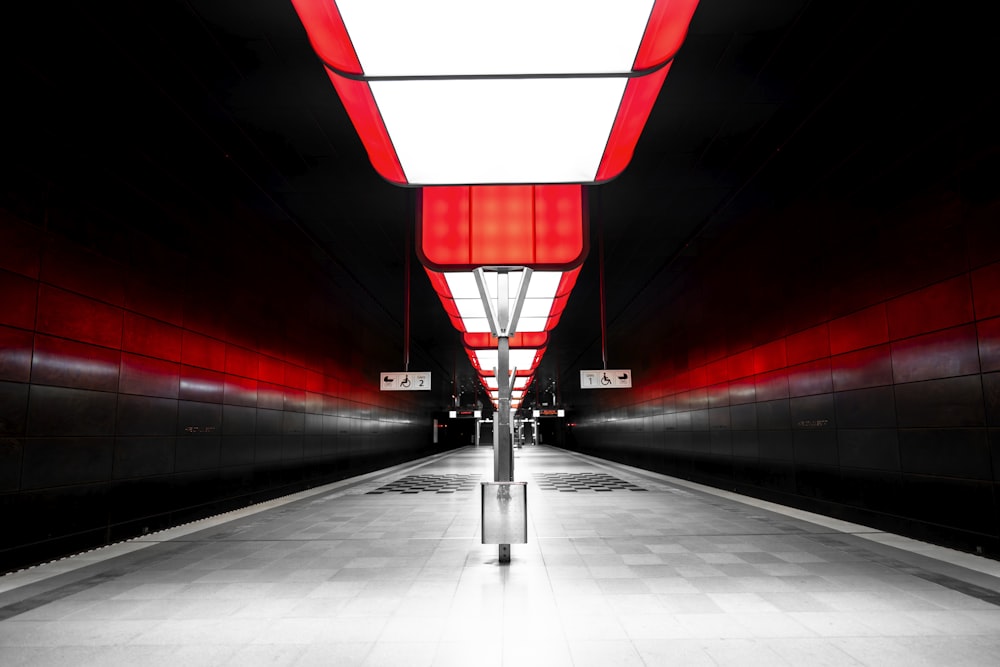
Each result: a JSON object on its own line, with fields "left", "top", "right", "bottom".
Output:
{"left": 618, "top": 373, "right": 629, "bottom": 381}
{"left": 383, "top": 376, "right": 394, "bottom": 384}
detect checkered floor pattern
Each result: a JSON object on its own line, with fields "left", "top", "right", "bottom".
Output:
{"left": 4, "top": 446, "right": 1000, "bottom": 667}
{"left": 366, "top": 473, "right": 481, "bottom": 494}
{"left": 533, "top": 471, "right": 647, "bottom": 492}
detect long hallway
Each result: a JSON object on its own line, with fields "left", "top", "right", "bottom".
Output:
{"left": 2, "top": 445, "right": 999, "bottom": 666}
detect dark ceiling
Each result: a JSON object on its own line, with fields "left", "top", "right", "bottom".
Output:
{"left": 5, "top": 1, "right": 993, "bottom": 404}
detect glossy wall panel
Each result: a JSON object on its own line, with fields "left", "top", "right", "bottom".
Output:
{"left": 120, "top": 353, "right": 180, "bottom": 399}
{"left": 985, "top": 372, "right": 1000, "bottom": 426}
{"left": 837, "top": 429, "right": 899, "bottom": 471}
{"left": 0, "top": 213, "right": 448, "bottom": 573}
{"left": 0, "top": 381, "right": 29, "bottom": 438}
{"left": 21, "top": 437, "right": 115, "bottom": 489}
{"left": 894, "top": 376, "right": 985, "bottom": 428}
{"left": 31, "top": 335, "right": 121, "bottom": 392}
{"left": 0, "top": 269, "right": 37, "bottom": 330}
{"left": 113, "top": 436, "right": 176, "bottom": 478}
{"left": 27, "top": 386, "right": 118, "bottom": 437}
{"left": 568, "top": 196, "right": 1000, "bottom": 554}
{"left": 0, "top": 325, "right": 32, "bottom": 382}
{"left": 116, "top": 395, "right": 178, "bottom": 436}
{"left": 976, "top": 317, "right": 1000, "bottom": 372}
{"left": 36, "top": 285, "right": 123, "bottom": 349}
{"left": 831, "top": 345, "right": 894, "bottom": 391}
{"left": 897, "top": 428, "right": 991, "bottom": 480}
{"left": 835, "top": 386, "right": 896, "bottom": 428}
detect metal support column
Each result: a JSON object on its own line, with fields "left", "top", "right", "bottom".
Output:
{"left": 475, "top": 267, "right": 530, "bottom": 566}
{"left": 496, "top": 337, "right": 512, "bottom": 481}
{"left": 495, "top": 272, "right": 512, "bottom": 563}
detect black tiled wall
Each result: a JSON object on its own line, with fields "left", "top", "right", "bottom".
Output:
{"left": 567, "top": 191, "right": 1000, "bottom": 555}
{"left": 0, "top": 213, "right": 448, "bottom": 572}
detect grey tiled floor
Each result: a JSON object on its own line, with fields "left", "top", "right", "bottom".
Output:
{"left": 2, "top": 445, "right": 1000, "bottom": 666}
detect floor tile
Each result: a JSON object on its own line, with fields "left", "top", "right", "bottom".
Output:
{"left": 2, "top": 446, "right": 999, "bottom": 666}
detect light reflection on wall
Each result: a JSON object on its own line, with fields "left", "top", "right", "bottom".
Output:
{"left": 0, "top": 213, "right": 442, "bottom": 572}
{"left": 568, "top": 223, "right": 1000, "bottom": 553}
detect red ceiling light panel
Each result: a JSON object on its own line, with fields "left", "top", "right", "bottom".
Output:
{"left": 421, "top": 266, "right": 581, "bottom": 335}
{"left": 465, "top": 333, "right": 547, "bottom": 375}
{"left": 467, "top": 333, "right": 547, "bottom": 405}
{"left": 417, "top": 186, "right": 585, "bottom": 405}
{"left": 419, "top": 186, "right": 586, "bottom": 270}
{"left": 419, "top": 185, "right": 586, "bottom": 339}
{"left": 291, "top": 0, "right": 700, "bottom": 186}
{"left": 289, "top": 0, "right": 701, "bottom": 407}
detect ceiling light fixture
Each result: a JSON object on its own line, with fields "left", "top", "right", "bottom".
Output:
{"left": 291, "top": 0, "right": 700, "bottom": 185}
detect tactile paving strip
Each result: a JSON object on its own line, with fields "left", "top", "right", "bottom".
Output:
{"left": 366, "top": 473, "right": 481, "bottom": 494}
{"left": 533, "top": 472, "right": 647, "bottom": 492}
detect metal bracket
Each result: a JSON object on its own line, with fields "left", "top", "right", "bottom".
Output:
{"left": 473, "top": 266, "right": 532, "bottom": 338}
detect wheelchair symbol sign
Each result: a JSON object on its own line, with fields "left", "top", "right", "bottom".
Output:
{"left": 380, "top": 372, "right": 431, "bottom": 391}
{"left": 580, "top": 369, "right": 632, "bottom": 389}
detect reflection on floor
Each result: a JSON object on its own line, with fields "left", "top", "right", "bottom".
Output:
{"left": 2, "top": 445, "right": 1000, "bottom": 666}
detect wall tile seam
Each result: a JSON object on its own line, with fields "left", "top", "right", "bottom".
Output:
{"left": 887, "top": 325, "right": 982, "bottom": 349}
{"left": 0, "top": 321, "right": 37, "bottom": 338}
{"left": 970, "top": 266, "right": 1000, "bottom": 321}
{"left": 891, "top": 374, "right": 987, "bottom": 390}
{"left": 586, "top": 423, "right": 988, "bottom": 437}
{"left": 618, "top": 385, "right": 876, "bottom": 411}
{"left": 0, "top": 245, "right": 43, "bottom": 279}
{"left": 894, "top": 470, "right": 999, "bottom": 491}
{"left": 16, "top": 406, "right": 419, "bottom": 444}
{"left": 29, "top": 280, "right": 380, "bottom": 390}
{"left": 8, "top": 432, "right": 430, "bottom": 489}
{"left": 803, "top": 268, "right": 981, "bottom": 327}
{"left": 604, "top": 281, "right": 993, "bottom": 410}
{"left": 694, "top": 329, "right": 973, "bottom": 378}
{"left": 17, "top": 374, "right": 411, "bottom": 414}
{"left": 36, "top": 286, "right": 334, "bottom": 349}
{"left": 19, "top": 351, "right": 414, "bottom": 411}
{"left": 34, "top": 281, "right": 129, "bottom": 318}
{"left": 26, "top": 331, "right": 121, "bottom": 359}
{"left": 19, "top": 376, "right": 379, "bottom": 408}
{"left": 24, "top": 318, "right": 349, "bottom": 395}
{"left": 601, "top": 332, "right": 989, "bottom": 409}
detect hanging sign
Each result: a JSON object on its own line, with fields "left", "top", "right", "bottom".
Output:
{"left": 580, "top": 369, "right": 632, "bottom": 389}
{"left": 380, "top": 372, "right": 431, "bottom": 391}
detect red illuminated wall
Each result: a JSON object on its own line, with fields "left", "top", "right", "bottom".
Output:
{"left": 567, "top": 195, "right": 1000, "bottom": 554}
{"left": 0, "top": 211, "right": 446, "bottom": 572}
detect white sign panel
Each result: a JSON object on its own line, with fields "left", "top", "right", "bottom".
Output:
{"left": 380, "top": 371, "right": 431, "bottom": 391}
{"left": 580, "top": 369, "right": 632, "bottom": 389}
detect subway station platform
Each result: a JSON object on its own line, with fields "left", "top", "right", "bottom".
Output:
{"left": 2, "top": 445, "right": 1000, "bottom": 666}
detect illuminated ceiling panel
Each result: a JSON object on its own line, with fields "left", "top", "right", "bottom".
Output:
{"left": 474, "top": 349, "right": 542, "bottom": 373}
{"left": 291, "top": 0, "right": 700, "bottom": 185}
{"left": 332, "top": 0, "right": 659, "bottom": 76}
{"left": 419, "top": 185, "right": 586, "bottom": 271}
{"left": 483, "top": 375, "right": 530, "bottom": 391}
{"left": 285, "top": 1, "right": 700, "bottom": 404}
{"left": 369, "top": 78, "right": 626, "bottom": 185}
